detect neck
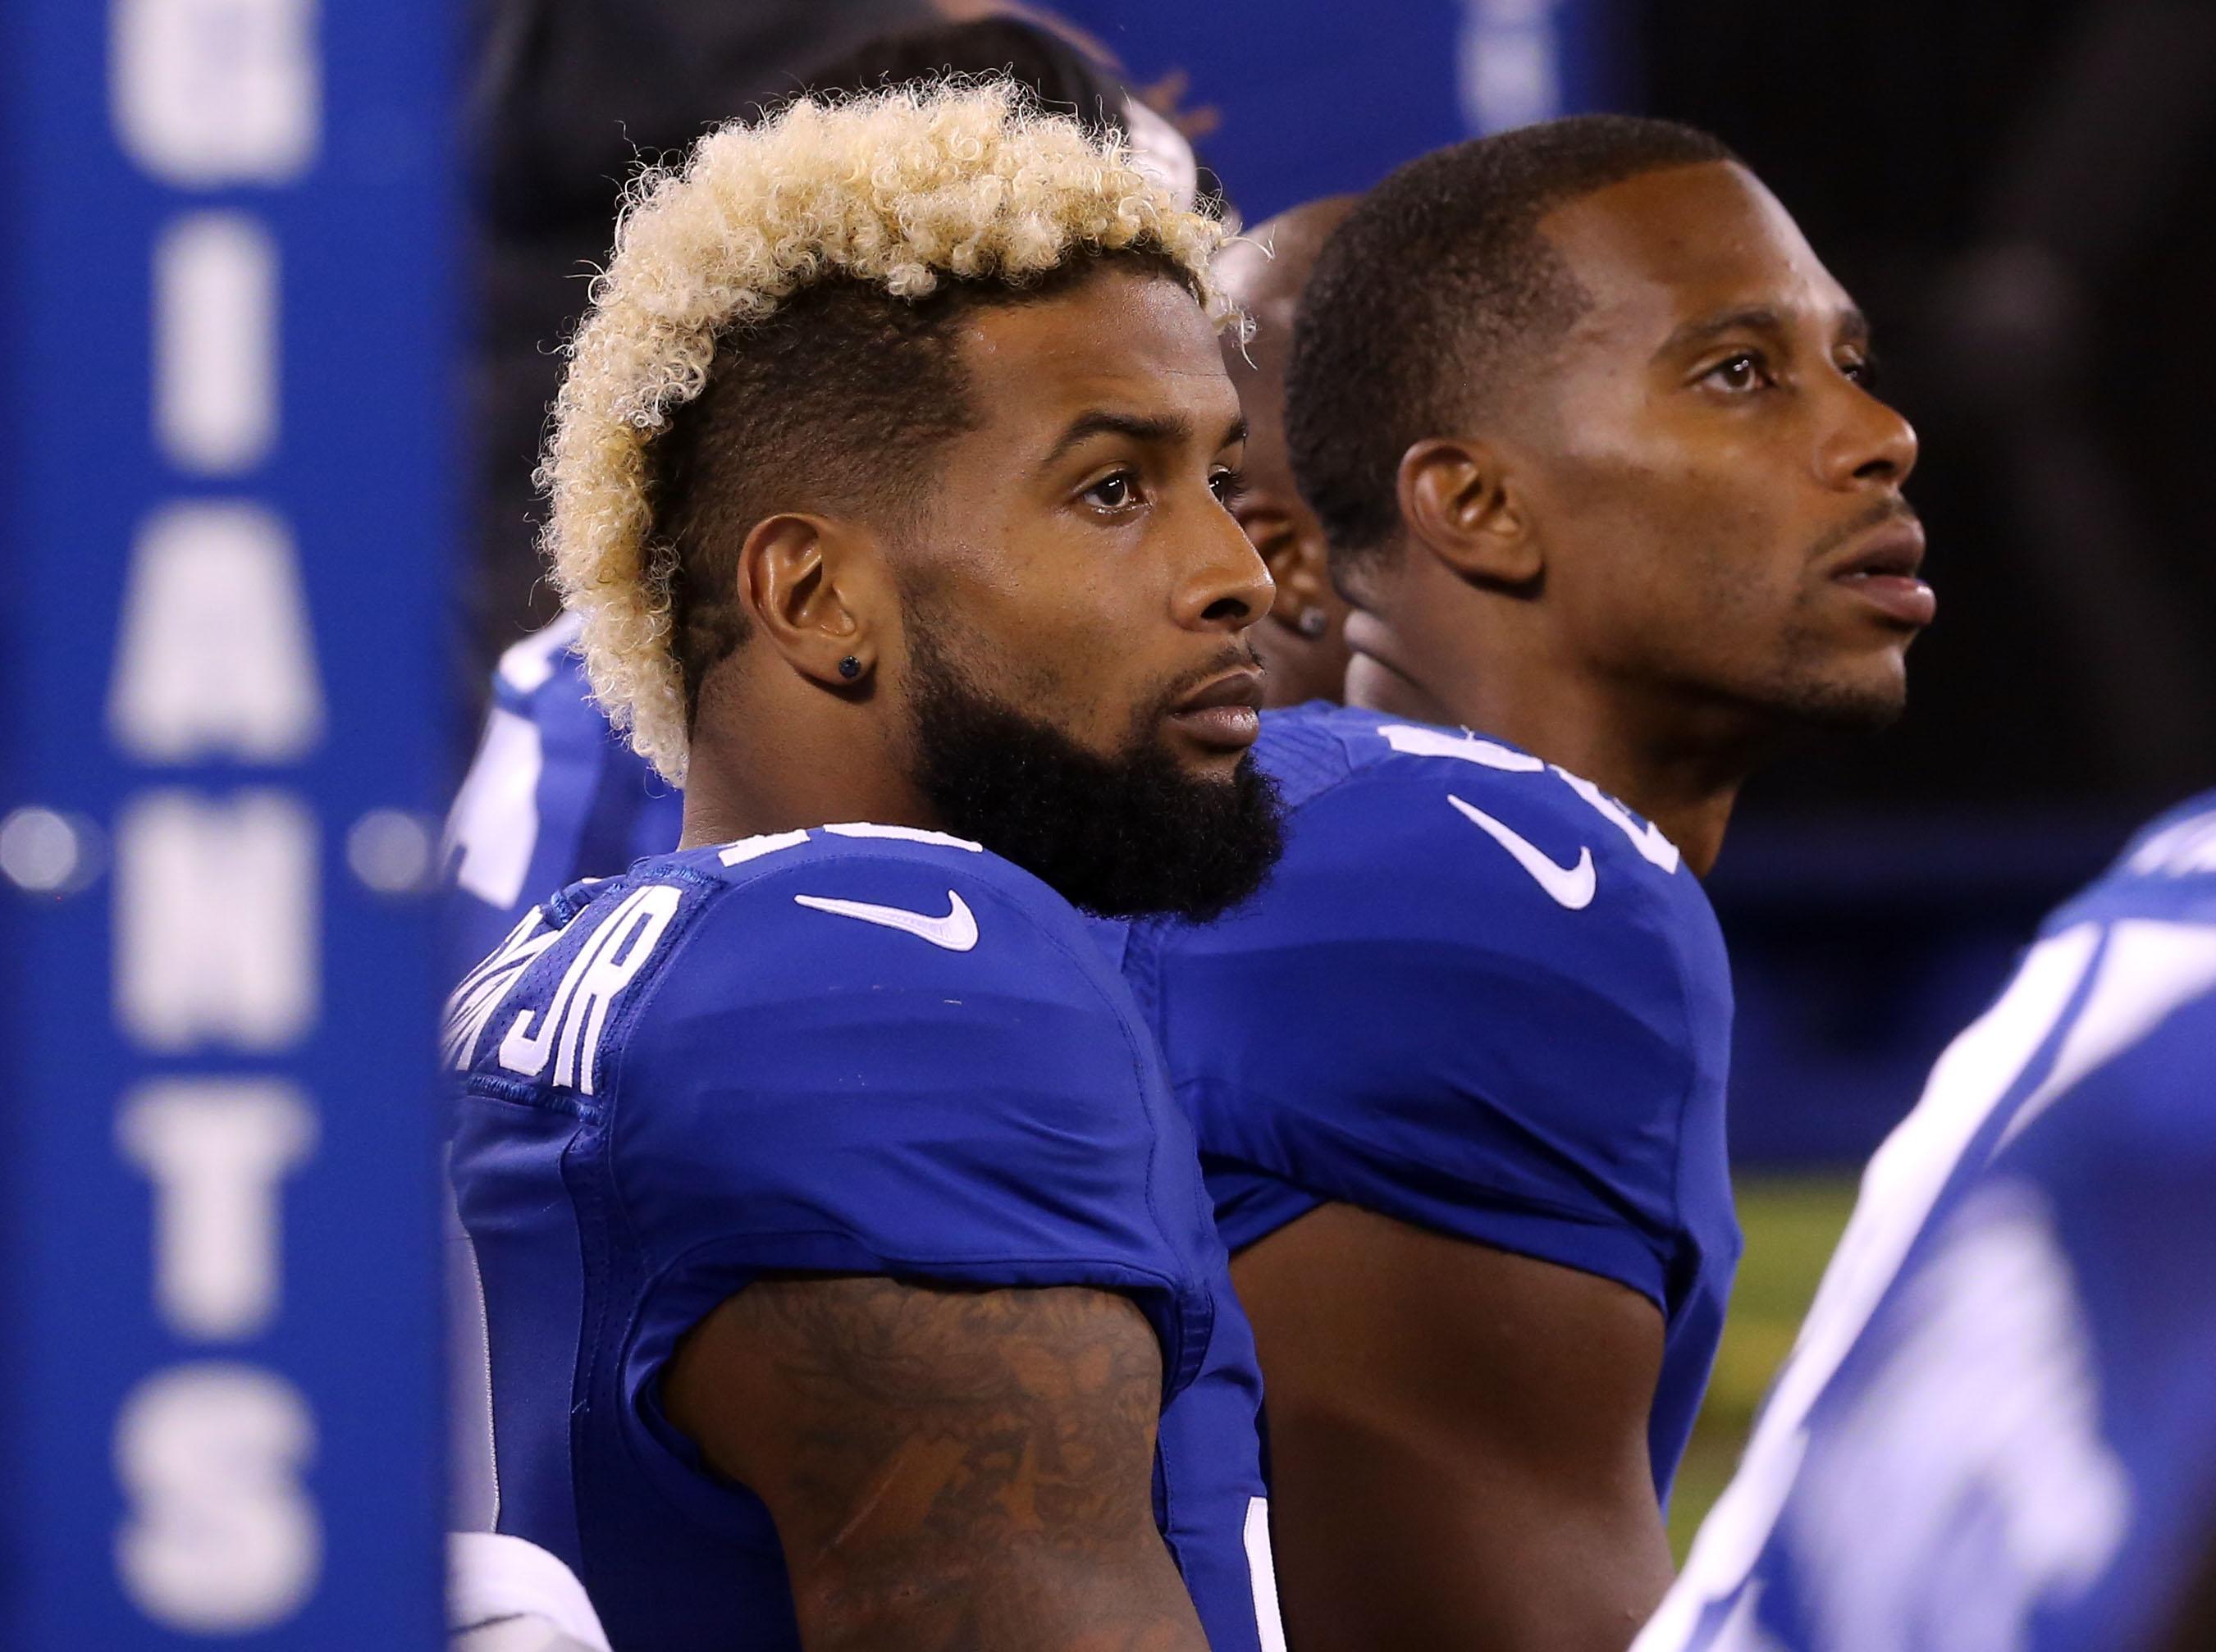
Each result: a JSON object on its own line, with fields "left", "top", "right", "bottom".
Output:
{"left": 676, "top": 669, "right": 936, "bottom": 850}
{"left": 1342, "top": 578, "right": 1752, "bottom": 879}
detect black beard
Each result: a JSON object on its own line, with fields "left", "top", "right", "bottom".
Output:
{"left": 903, "top": 629, "right": 1285, "bottom": 923}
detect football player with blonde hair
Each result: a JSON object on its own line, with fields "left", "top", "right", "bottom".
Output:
{"left": 446, "top": 81, "right": 1287, "bottom": 1651}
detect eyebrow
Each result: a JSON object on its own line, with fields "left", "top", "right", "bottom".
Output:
{"left": 1038, "top": 408, "right": 1249, "bottom": 468}
{"left": 1655, "top": 303, "right": 1871, "bottom": 358}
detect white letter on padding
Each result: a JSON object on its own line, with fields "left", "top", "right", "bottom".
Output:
{"left": 115, "top": 791, "right": 318, "bottom": 1051}
{"left": 116, "top": 1363, "right": 320, "bottom": 1631}
{"left": 110, "top": 502, "right": 325, "bottom": 762}
{"left": 154, "top": 213, "right": 278, "bottom": 474}
{"left": 119, "top": 1079, "right": 317, "bottom": 1339}
{"left": 111, "top": 0, "right": 320, "bottom": 187}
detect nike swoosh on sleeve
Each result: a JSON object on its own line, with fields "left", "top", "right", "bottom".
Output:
{"left": 1446, "top": 794, "right": 1597, "bottom": 910}
{"left": 790, "top": 889, "right": 980, "bottom": 951}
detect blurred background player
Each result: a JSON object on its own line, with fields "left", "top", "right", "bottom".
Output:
{"left": 1638, "top": 787, "right": 2216, "bottom": 1652}
{"left": 439, "top": 14, "right": 1205, "bottom": 972}
{"left": 445, "top": 84, "right": 1289, "bottom": 1650}
{"left": 1213, "top": 196, "right": 1359, "bottom": 708}
{"left": 1112, "top": 116, "right": 1930, "bottom": 1650}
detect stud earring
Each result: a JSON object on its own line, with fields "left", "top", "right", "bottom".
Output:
{"left": 838, "top": 655, "right": 862, "bottom": 681}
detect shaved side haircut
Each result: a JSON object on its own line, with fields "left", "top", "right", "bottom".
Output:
{"left": 656, "top": 249, "right": 1193, "bottom": 720}
{"left": 1286, "top": 115, "right": 1739, "bottom": 579}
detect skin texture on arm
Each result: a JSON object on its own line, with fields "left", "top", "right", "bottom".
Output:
{"left": 662, "top": 1275, "right": 1209, "bottom": 1652}
{"left": 1233, "top": 1202, "right": 1675, "bottom": 1652}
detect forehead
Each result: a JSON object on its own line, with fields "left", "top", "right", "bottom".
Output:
{"left": 1539, "top": 161, "right": 1854, "bottom": 347}
{"left": 953, "top": 267, "right": 1239, "bottom": 440}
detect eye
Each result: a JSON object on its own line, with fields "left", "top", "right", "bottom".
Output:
{"left": 1702, "top": 351, "right": 1771, "bottom": 393}
{"left": 1210, "top": 467, "right": 1248, "bottom": 509}
{"left": 1081, "top": 469, "right": 1140, "bottom": 512}
{"left": 1840, "top": 350, "right": 1881, "bottom": 388}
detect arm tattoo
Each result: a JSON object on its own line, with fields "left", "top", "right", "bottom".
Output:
{"left": 665, "top": 1276, "right": 1207, "bottom": 1652}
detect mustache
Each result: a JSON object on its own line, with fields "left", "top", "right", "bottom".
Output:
{"left": 1149, "top": 643, "right": 1266, "bottom": 719}
{"left": 1806, "top": 498, "right": 1921, "bottom": 566}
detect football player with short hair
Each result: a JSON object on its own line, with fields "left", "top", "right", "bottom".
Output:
{"left": 1112, "top": 114, "right": 1933, "bottom": 1649}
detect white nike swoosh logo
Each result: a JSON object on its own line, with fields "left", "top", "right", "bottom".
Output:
{"left": 791, "top": 889, "right": 980, "bottom": 951}
{"left": 1447, "top": 794, "right": 1596, "bottom": 910}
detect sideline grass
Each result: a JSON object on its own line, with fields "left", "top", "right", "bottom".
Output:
{"left": 1667, "top": 1171, "right": 1860, "bottom": 1561}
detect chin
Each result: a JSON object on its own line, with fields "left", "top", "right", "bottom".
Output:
{"left": 1780, "top": 653, "right": 1912, "bottom": 732}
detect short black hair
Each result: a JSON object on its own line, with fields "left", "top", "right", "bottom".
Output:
{"left": 656, "top": 250, "right": 1194, "bottom": 715}
{"left": 791, "top": 18, "right": 1133, "bottom": 138}
{"left": 1285, "top": 115, "right": 1739, "bottom": 577}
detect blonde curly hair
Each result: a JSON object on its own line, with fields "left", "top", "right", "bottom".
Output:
{"left": 539, "top": 78, "right": 1233, "bottom": 785}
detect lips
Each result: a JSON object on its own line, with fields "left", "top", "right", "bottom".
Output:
{"left": 1167, "top": 669, "right": 1264, "bottom": 753}
{"left": 1828, "top": 521, "right": 1935, "bottom": 628}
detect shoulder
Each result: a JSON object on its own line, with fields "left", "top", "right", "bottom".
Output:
{"left": 2049, "top": 788, "right": 2216, "bottom": 932}
{"left": 1231, "top": 708, "right": 1720, "bottom": 993}
{"left": 663, "top": 821, "right": 1119, "bottom": 994}
{"left": 611, "top": 824, "right": 1154, "bottom": 1100}
{"left": 1140, "top": 714, "right": 1736, "bottom": 1293}
{"left": 447, "top": 824, "right": 1140, "bottom": 1096}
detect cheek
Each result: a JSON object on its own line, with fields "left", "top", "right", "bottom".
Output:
{"left": 1543, "top": 457, "right": 1813, "bottom": 679}
{"left": 930, "top": 531, "right": 1168, "bottom": 737}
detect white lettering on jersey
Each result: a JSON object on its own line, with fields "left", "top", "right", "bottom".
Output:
{"left": 1786, "top": 1184, "right": 2128, "bottom": 1652}
{"left": 823, "top": 821, "right": 985, "bottom": 851}
{"left": 1448, "top": 795, "right": 1596, "bottom": 910}
{"left": 441, "top": 910, "right": 563, "bottom": 1070}
{"left": 793, "top": 889, "right": 980, "bottom": 952}
{"left": 1379, "top": 722, "right": 1544, "bottom": 771}
{"left": 1548, "top": 765, "right": 1682, "bottom": 874}
{"left": 719, "top": 829, "right": 811, "bottom": 867}
{"left": 498, "top": 884, "right": 682, "bottom": 1093}
{"left": 1378, "top": 723, "right": 1683, "bottom": 875}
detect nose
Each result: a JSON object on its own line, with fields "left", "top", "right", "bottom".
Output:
{"left": 1173, "top": 506, "right": 1276, "bottom": 632}
{"left": 1821, "top": 377, "right": 1919, "bottom": 491}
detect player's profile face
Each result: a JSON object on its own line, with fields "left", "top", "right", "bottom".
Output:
{"left": 1519, "top": 161, "right": 1929, "bottom": 731}
{"left": 889, "top": 265, "right": 1271, "bottom": 781}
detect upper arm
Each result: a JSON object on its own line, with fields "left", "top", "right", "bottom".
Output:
{"left": 664, "top": 1275, "right": 1208, "bottom": 1652}
{"left": 1233, "top": 1202, "right": 1674, "bottom": 1652}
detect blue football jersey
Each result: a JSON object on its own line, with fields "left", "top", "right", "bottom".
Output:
{"left": 441, "top": 616, "right": 681, "bottom": 978}
{"left": 1639, "top": 791, "right": 2216, "bottom": 1652}
{"left": 1112, "top": 701, "right": 1741, "bottom": 1496}
{"left": 444, "top": 824, "right": 1283, "bottom": 1652}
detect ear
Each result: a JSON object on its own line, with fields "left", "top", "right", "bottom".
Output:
{"left": 1396, "top": 437, "right": 1541, "bottom": 588}
{"left": 735, "top": 513, "right": 881, "bottom": 688}
{"left": 1235, "top": 494, "right": 1338, "bottom": 630}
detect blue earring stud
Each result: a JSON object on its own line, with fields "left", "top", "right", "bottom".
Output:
{"left": 838, "top": 655, "right": 862, "bottom": 681}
